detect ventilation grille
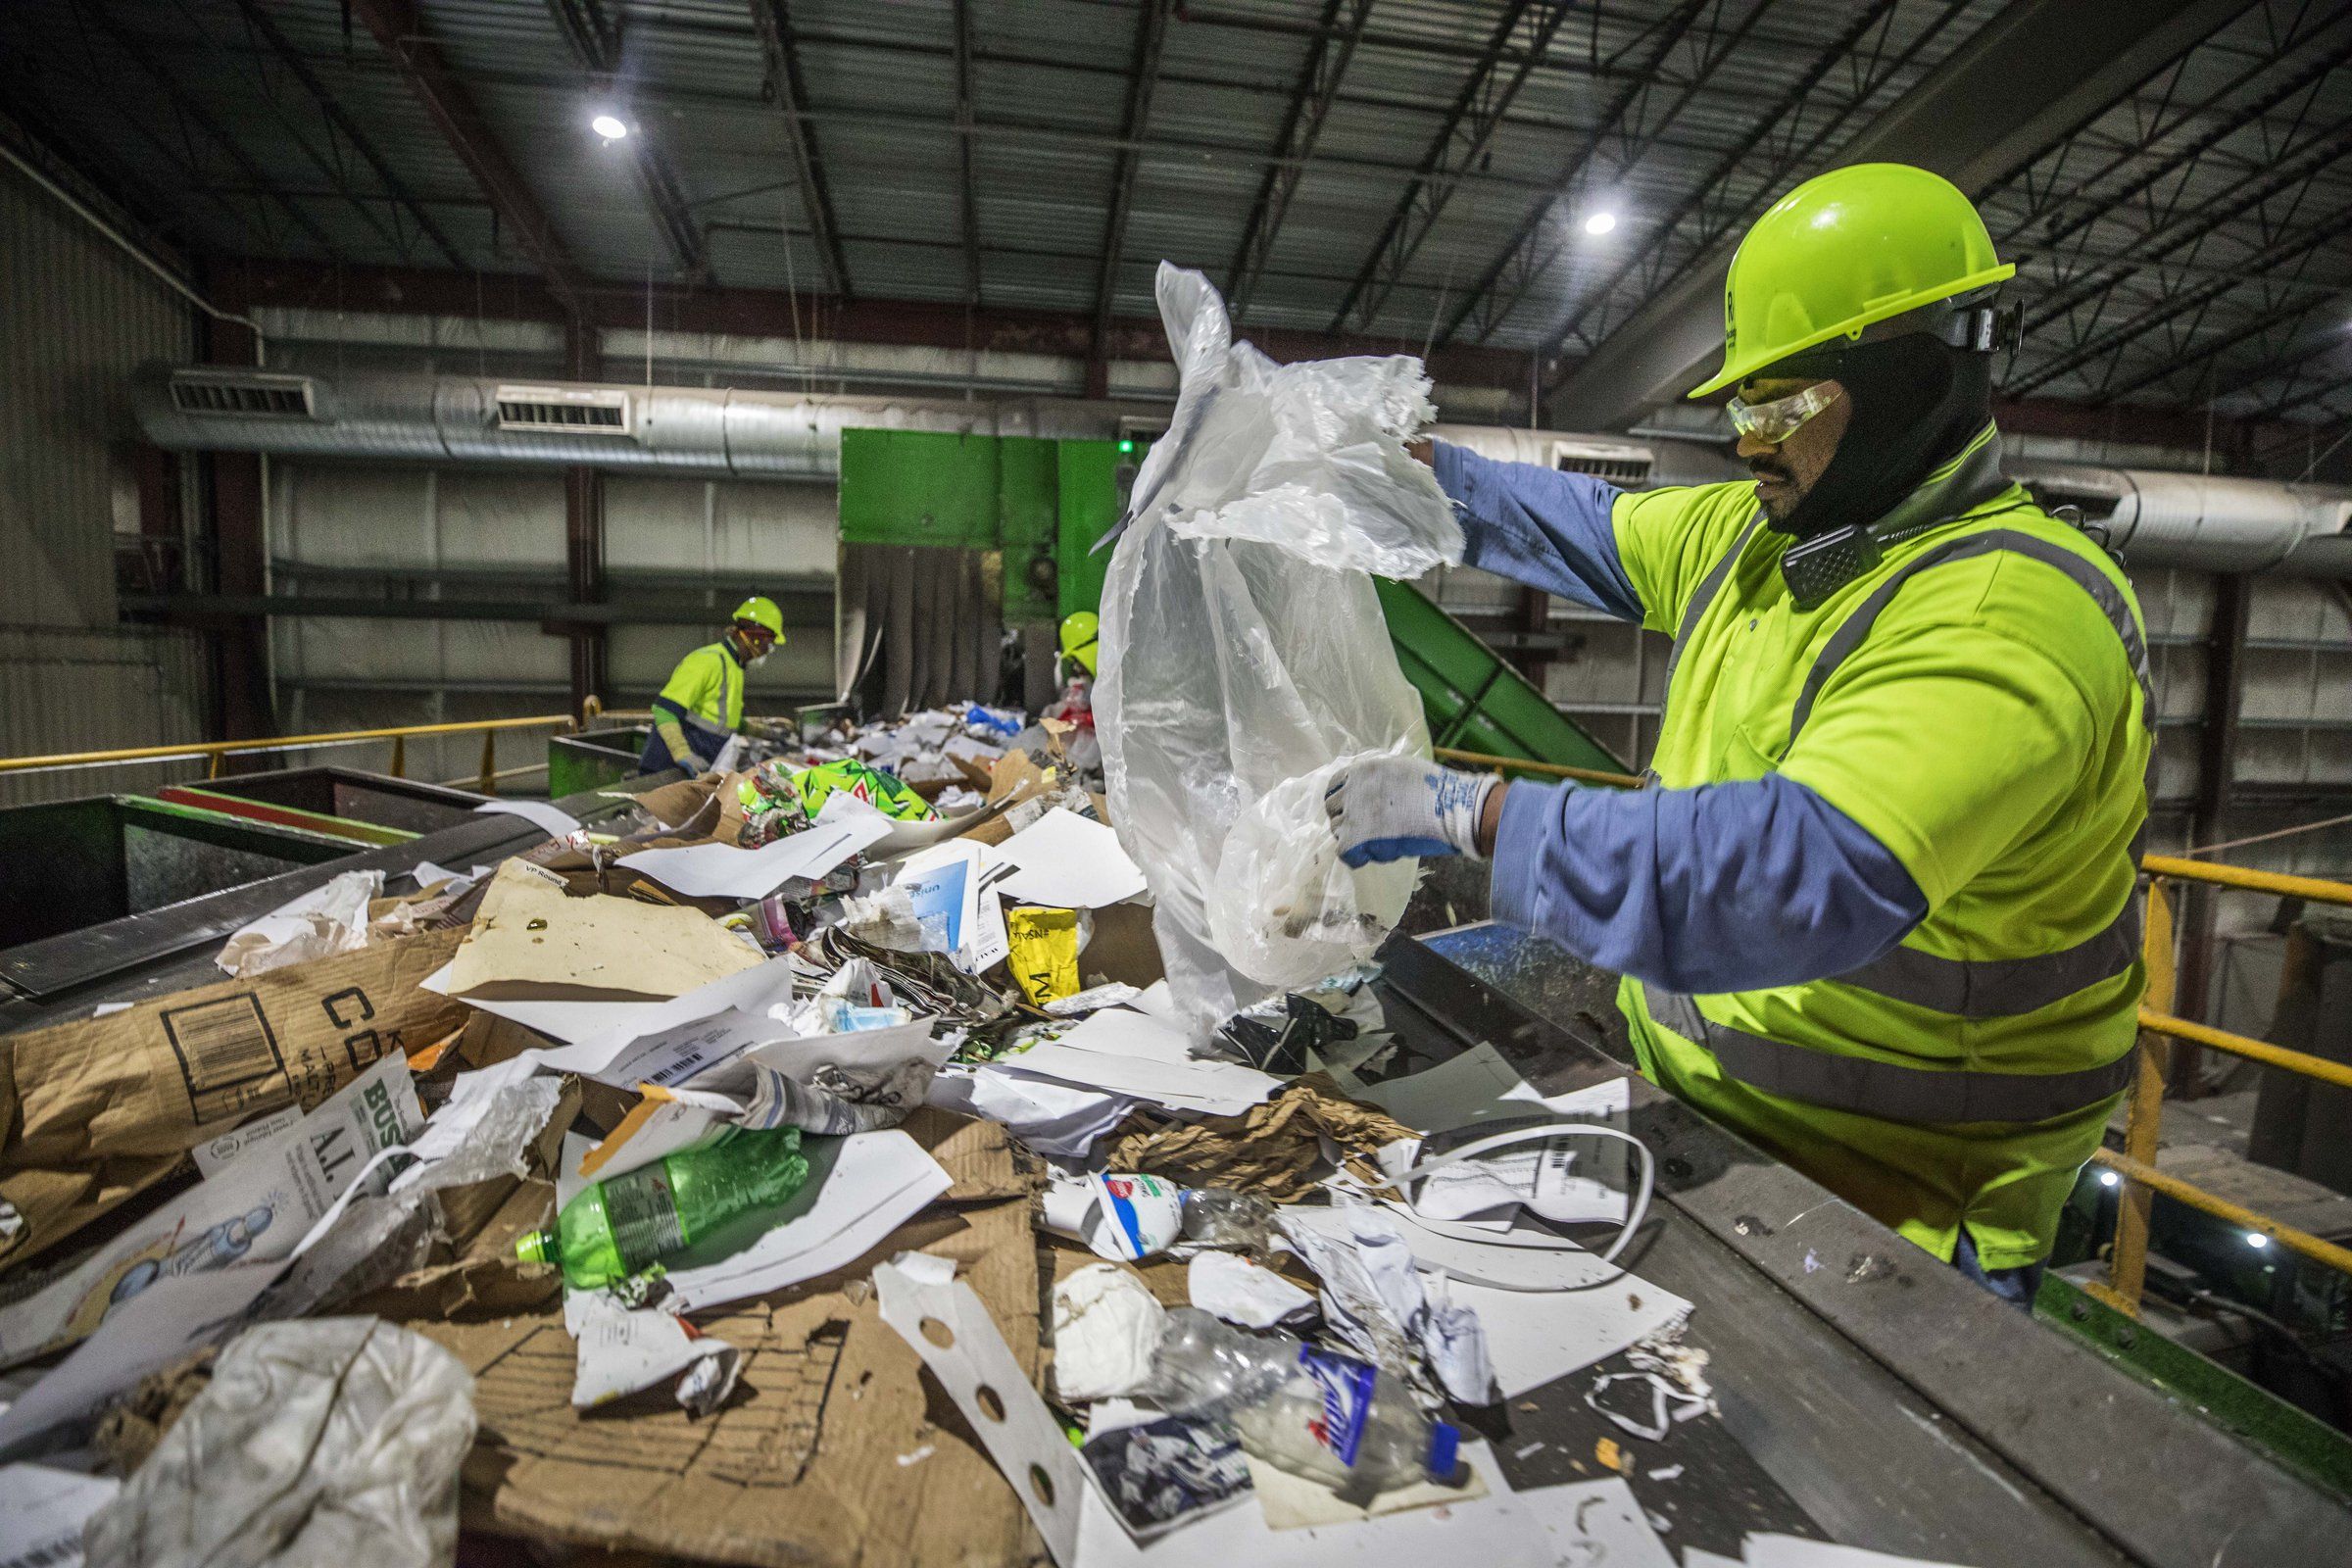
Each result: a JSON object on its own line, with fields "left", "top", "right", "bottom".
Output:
{"left": 1554, "top": 451, "right": 1652, "bottom": 485}
{"left": 169, "top": 371, "right": 318, "bottom": 419}
{"left": 494, "top": 385, "right": 633, "bottom": 434}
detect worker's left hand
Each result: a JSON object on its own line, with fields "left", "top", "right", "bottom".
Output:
{"left": 1323, "top": 755, "right": 1498, "bottom": 867}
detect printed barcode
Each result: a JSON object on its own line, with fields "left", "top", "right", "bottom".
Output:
{"left": 162, "top": 994, "right": 287, "bottom": 1121}
{"left": 4, "top": 1534, "right": 84, "bottom": 1568}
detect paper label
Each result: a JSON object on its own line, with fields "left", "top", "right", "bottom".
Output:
{"left": 1296, "top": 1346, "right": 1378, "bottom": 1467}
{"left": 1086, "top": 1172, "right": 1184, "bottom": 1260}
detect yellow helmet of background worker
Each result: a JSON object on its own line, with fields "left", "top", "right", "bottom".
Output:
{"left": 731, "top": 596, "right": 786, "bottom": 642}
{"left": 1058, "top": 611, "right": 1100, "bottom": 676}
{"left": 1690, "top": 163, "right": 2015, "bottom": 398}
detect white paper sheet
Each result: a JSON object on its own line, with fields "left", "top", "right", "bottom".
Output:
{"left": 992, "top": 809, "right": 1149, "bottom": 908}
{"left": 617, "top": 815, "right": 891, "bottom": 899}
{"left": 563, "top": 1288, "right": 738, "bottom": 1412}
{"left": 1741, "top": 1536, "right": 1980, "bottom": 1568}
{"left": 1514, "top": 1478, "right": 1678, "bottom": 1568}
{"left": 0, "top": 1461, "right": 120, "bottom": 1568}
{"left": 422, "top": 951, "right": 802, "bottom": 1056}
{"left": 993, "top": 1020, "right": 1280, "bottom": 1116}
{"left": 927, "top": 1068, "right": 1136, "bottom": 1157}
{"left": 1072, "top": 1439, "right": 1551, "bottom": 1567}
{"left": 1187, "top": 1251, "right": 1316, "bottom": 1329}
{"left": 473, "top": 798, "right": 582, "bottom": 837}
{"left": 1444, "top": 1272, "right": 1690, "bottom": 1399}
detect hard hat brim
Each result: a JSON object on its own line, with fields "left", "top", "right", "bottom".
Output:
{"left": 1689, "top": 261, "right": 2015, "bottom": 399}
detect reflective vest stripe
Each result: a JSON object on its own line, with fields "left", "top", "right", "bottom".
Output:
{"left": 1662, "top": 513, "right": 1766, "bottom": 695}
{"left": 1828, "top": 903, "right": 2143, "bottom": 1018}
{"left": 1640, "top": 981, "right": 2135, "bottom": 1124}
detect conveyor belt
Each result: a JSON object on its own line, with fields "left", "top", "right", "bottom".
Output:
{"left": 0, "top": 777, "right": 670, "bottom": 1031}
{"left": 1373, "top": 924, "right": 2352, "bottom": 1566}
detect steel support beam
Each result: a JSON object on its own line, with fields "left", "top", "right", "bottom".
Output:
{"left": 1087, "top": 0, "right": 1171, "bottom": 400}
{"left": 563, "top": 319, "right": 607, "bottom": 713}
{"left": 952, "top": 0, "right": 981, "bottom": 304}
{"left": 1440, "top": 0, "right": 1731, "bottom": 348}
{"left": 2171, "top": 571, "right": 2251, "bottom": 1094}
{"left": 748, "top": 0, "right": 851, "bottom": 298}
{"left": 1547, "top": 0, "right": 2248, "bottom": 431}
{"left": 546, "top": 0, "right": 710, "bottom": 285}
{"left": 226, "top": 0, "right": 467, "bottom": 270}
{"left": 350, "top": 0, "right": 588, "bottom": 311}
{"left": 1325, "top": 0, "right": 1577, "bottom": 336}
{"left": 79, "top": 0, "right": 344, "bottom": 260}
{"left": 1225, "top": 0, "right": 1372, "bottom": 326}
{"left": 199, "top": 310, "right": 275, "bottom": 745}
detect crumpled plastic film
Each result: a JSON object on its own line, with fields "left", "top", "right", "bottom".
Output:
{"left": 1098, "top": 264, "right": 1460, "bottom": 1038}
{"left": 82, "top": 1317, "right": 475, "bottom": 1568}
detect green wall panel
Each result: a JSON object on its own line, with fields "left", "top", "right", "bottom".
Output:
{"left": 1055, "top": 440, "right": 1122, "bottom": 621}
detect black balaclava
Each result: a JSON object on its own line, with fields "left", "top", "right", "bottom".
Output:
{"left": 1773, "top": 333, "right": 1993, "bottom": 541}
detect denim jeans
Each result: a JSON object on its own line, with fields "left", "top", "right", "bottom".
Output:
{"left": 1952, "top": 1227, "right": 2044, "bottom": 1311}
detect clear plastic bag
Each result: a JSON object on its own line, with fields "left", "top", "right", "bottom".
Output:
{"left": 1097, "top": 265, "right": 1461, "bottom": 1040}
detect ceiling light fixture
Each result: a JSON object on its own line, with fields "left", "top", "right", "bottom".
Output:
{"left": 591, "top": 113, "right": 629, "bottom": 143}
{"left": 1584, "top": 211, "right": 1619, "bottom": 236}
{"left": 2247, "top": 1232, "right": 2271, "bottom": 1250}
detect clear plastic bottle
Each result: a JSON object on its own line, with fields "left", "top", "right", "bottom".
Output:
{"left": 1179, "top": 1188, "right": 1278, "bottom": 1251}
{"left": 516, "top": 1124, "right": 809, "bottom": 1289}
{"left": 1139, "top": 1307, "right": 1461, "bottom": 1499}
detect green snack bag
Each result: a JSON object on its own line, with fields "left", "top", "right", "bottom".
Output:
{"left": 793, "top": 758, "right": 937, "bottom": 821}
{"left": 516, "top": 1124, "right": 809, "bottom": 1290}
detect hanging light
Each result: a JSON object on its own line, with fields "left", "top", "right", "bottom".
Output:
{"left": 2097, "top": 1169, "right": 2120, "bottom": 1188}
{"left": 591, "top": 113, "right": 629, "bottom": 143}
{"left": 2247, "top": 1232, "right": 2272, "bottom": 1250}
{"left": 1584, "top": 210, "right": 1619, "bottom": 236}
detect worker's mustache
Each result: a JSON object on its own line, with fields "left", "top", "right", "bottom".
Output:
{"left": 1748, "top": 461, "right": 1792, "bottom": 482}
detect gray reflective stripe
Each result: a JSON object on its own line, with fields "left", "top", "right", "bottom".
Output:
{"left": 1787, "top": 528, "right": 2155, "bottom": 745}
{"left": 1661, "top": 514, "right": 1765, "bottom": 696}
{"left": 1640, "top": 982, "right": 2135, "bottom": 1125}
{"left": 1830, "top": 900, "right": 2142, "bottom": 1017}
{"left": 717, "top": 647, "right": 737, "bottom": 727}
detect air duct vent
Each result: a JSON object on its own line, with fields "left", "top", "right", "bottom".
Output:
{"left": 1553, "top": 450, "right": 1652, "bottom": 485}
{"left": 169, "top": 371, "right": 318, "bottom": 419}
{"left": 494, "top": 385, "right": 633, "bottom": 434}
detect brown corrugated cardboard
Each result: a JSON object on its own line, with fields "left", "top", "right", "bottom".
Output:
{"left": 410, "top": 1109, "right": 1047, "bottom": 1567}
{"left": 444, "top": 861, "right": 765, "bottom": 1002}
{"left": 0, "top": 928, "right": 468, "bottom": 1275}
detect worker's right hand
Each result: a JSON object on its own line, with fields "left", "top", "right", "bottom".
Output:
{"left": 1323, "top": 754, "right": 1498, "bottom": 867}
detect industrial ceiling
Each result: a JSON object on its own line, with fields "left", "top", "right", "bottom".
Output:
{"left": 1, "top": 0, "right": 2346, "bottom": 466}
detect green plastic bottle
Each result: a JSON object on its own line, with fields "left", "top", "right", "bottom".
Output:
{"left": 516, "top": 1124, "right": 810, "bottom": 1289}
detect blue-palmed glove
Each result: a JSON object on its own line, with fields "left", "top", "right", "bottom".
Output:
{"left": 1324, "top": 755, "right": 1499, "bottom": 868}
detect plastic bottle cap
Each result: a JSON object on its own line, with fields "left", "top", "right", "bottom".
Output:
{"left": 1426, "top": 1421, "right": 1461, "bottom": 1481}
{"left": 515, "top": 1229, "right": 552, "bottom": 1266}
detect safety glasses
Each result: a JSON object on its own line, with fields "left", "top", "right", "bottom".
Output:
{"left": 1727, "top": 381, "right": 1841, "bottom": 444}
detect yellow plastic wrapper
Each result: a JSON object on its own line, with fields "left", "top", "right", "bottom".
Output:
{"left": 1006, "top": 906, "right": 1081, "bottom": 1005}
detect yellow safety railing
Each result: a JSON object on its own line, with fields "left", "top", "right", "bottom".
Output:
{"left": 2087, "top": 855, "right": 2352, "bottom": 1317}
{"left": 0, "top": 710, "right": 612, "bottom": 797}
{"left": 1432, "top": 746, "right": 1644, "bottom": 790}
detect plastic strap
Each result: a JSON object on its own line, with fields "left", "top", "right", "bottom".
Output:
{"left": 1640, "top": 982, "right": 2135, "bottom": 1124}
{"left": 1388, "top": 1121, "right": 1655, "bottom": 1267}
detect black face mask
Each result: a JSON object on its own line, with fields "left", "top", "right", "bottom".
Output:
{"left": 1773, "top": 335, "right": 1992, "bottom": 542}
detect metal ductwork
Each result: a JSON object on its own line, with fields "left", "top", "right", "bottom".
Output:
{"left": 137, "top": 368, "right": 2351, "bottom": 576}
{"left": 2007, "top": 460, "right": 2352, "bottom": 577}
{"left": 136, "top": 367, "right": 1124, "bottom": 479}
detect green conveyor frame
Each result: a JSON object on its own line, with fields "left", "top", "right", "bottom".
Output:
{"left": 1376, "top": 577, "right": 1629, "bottom": 776}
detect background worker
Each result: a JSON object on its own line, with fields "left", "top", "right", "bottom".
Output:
{"left": 639, "top": 596, "right": 785, "bottom": 776}
{"left": 1326, "top": 163, "right": 2152, "bottom": 1307}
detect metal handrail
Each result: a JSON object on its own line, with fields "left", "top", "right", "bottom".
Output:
{"left": 2091, "top": 857, "right": 2352, "bottom": 1318}
{"left": 0, "top": 711, "right": 593, "bottom": 796}
{"left": 1433, "top": 746, "right": 1644, "bottom": 789}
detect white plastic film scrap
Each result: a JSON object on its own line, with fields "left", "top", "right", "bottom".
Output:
{"left": 1097, "top": 263, "right": 1461, "bottom": 1040}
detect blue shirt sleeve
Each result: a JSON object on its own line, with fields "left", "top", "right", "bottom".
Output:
{"left": 1432, "top": 441, "right": 1642, "bottom": 622}
{"left": 1489, "top": 773, "right": 1928, "bottom": 994}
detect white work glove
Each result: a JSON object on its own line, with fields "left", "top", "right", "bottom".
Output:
{"left": 1323, "top": 755, "right": 1498, "bottom": 867}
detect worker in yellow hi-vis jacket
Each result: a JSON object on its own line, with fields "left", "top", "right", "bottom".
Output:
{"left": 639, "top": 596, "right": 785, "bottom": 776}
{"left": 1326, "top": 164, "right": 2150, "bottom": 1308}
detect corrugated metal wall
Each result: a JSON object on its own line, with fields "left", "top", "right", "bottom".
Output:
{"left": 0, "top": 163, "right": 211, "bottom": 805}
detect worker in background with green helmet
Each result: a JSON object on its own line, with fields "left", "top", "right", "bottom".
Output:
{"left": 639, "top": 596, "right": 787, "bottom": 776}
{"left": 1327, "top": 164, "right": 2150, "bottom": 1307}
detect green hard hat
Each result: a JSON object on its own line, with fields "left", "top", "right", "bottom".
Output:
{"left": 1690, "top": 163, "right": 2015, "bottom": 398}
{"left": 1058, "top": 611, "right": 1100, "bottom": 676}
{"left": 731, "top": 595, "right": 786, "bottom": 640}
